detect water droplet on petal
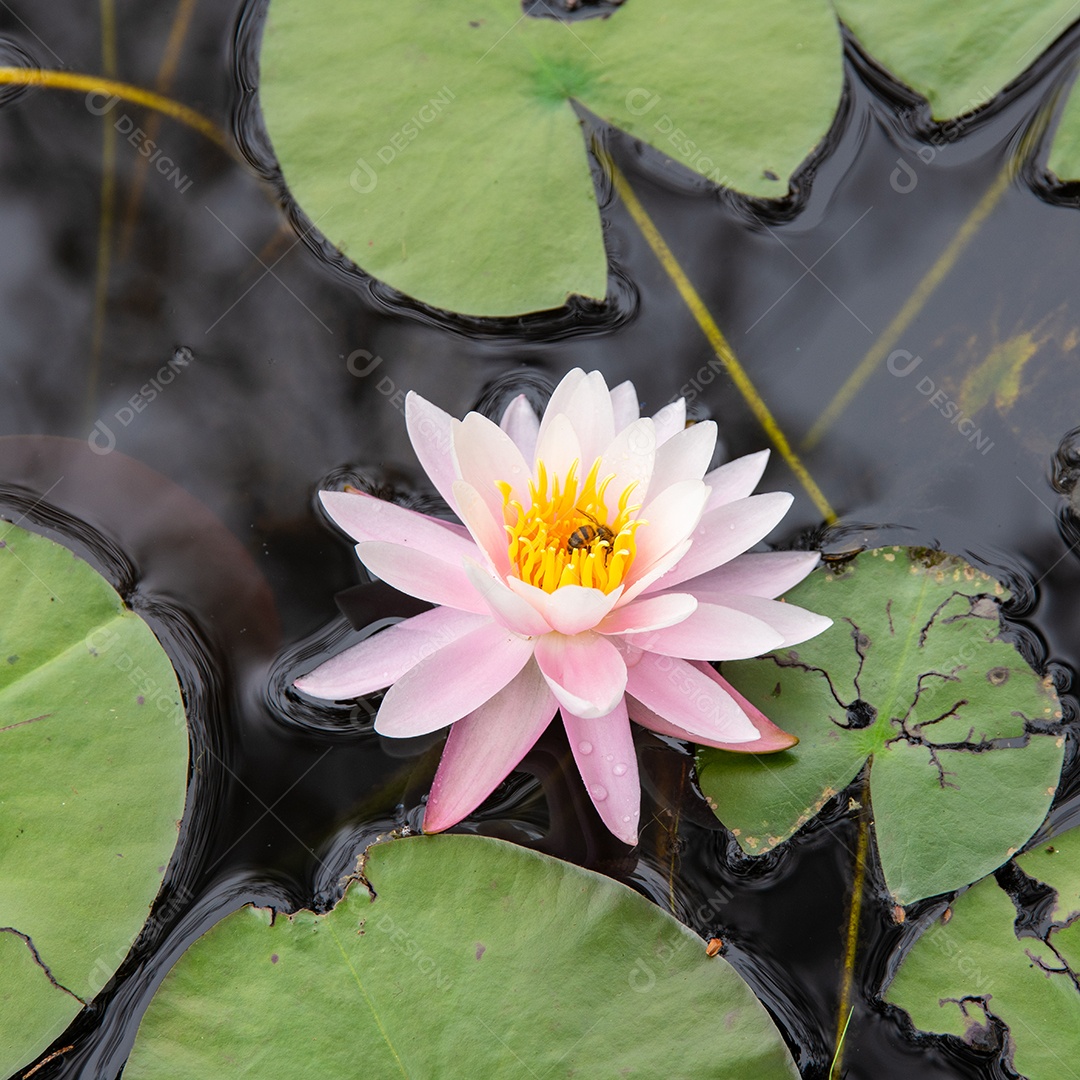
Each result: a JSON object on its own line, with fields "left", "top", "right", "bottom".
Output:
{"left": 605, "top": 753, "right": 613, "bottom": 762}
{"left": 613, "top": 762, "right": 628, "bottom": 776}
{"left": 591, "top": 785, "right": 608, "bottom": 801}
{"left": 578, "top": 741, "right": 593, "bottom": 755}
{"left": 622, "top": 815, "right": 631, "bottom": 823}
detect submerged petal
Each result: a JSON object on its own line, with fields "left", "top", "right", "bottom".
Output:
{"left": 562, "top": 700, "right": 641, "bottom": 846}
{"left": 423, "top": 661, "right": 558, "bottom": 834}
{"left": 533, "top": 631, "right": 627, "bottom": 719}
{"left": 294, "top": 607, "right": 487, "bottom": 700}
{"left": 376, "top": 622, "right": 535, "bottom": 737}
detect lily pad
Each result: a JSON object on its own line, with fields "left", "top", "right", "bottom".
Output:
{"left": 258, "top": 0, "right": 842, "bottom": 316}
{"left": 697, "top": 548, "right": 1063, "bottom": 904}
{"left": 833, "top": 0, "right": 1080, "bottom": 118}
{"left": 0, "top": 524, "right": 188, "bottom": 1076}
{"left": 127, "top": 834, "right": 798, "bottom": 1078}
{"left": 888, "top": 825, "right": 1080, "bottom": 1079}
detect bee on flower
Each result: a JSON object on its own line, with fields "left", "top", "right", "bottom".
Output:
{"left": 296, "top": 369, "right": 831, "bottom": 844}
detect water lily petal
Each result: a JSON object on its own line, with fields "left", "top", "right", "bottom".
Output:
{"left": 625, "top": 652, "right": 760, "bottom": 744}
{"left": 680, "top": 550, "right": 821, "bottom": 598}
{"left": 702, "top": 449, "right": 770, "bottom": 511}
{"left": 464, "top": 558, "right": 552, "bottom": 636}
{"left": 627, "top": 662, "right": 797, "bottom": 752}
{"left": 598, "top": 593, "right": 697, "bottom": 635}
{"left": 499, "top": 393, "right": 540, "bottom": 460}
{"left": 643, "top": 421, "right": 717, "bottom": 506}
{"left": 597, "top": 416, "right": 656, "bottom": 523}
{"left": 622, "top": 602, "right": 783, "bottom": 660}
{"left": 405, "top": 391, "right": 458, "bottom": 507}
{"left": 629, "top": 479, "right": 710, "bottom": 578}
{"left": 536, "top": 368, "right": 586, "bottom": 450}
{"left": 357, "top": 541, "right": 488, "bottom": 613}
{"left": 319, "top": 489, "right": 477, "bottom": 561}
{"left": 648, "top": 491, "right": 795, "bottom": 591}
{"left": 618, "top": 538, "right": 693, "bottom": 605}
{"left": 609, "top": 380, "right": 640, "bottom": 430}
{"left": 376, "top": 622, "right": 535, "bottom": 737}
{"left": 562, "top": 701, "right": 640, "bottom": 845}
{"left": 533, "top": 412, "right": 582, "bottom": 487}
{"left": 452, "top": 479, "right": 511, "bottom": 575}
{"left": 548, "top": 369, "right": 616, "bottom": 465}
{"left": 423, "top": 661, "right": 558, "bottom": 833}
{"left": 651, "top": 398, "right": 686, "bottom": 446}
{"left": 687, "top": 594, "right": 832, "bottom": 648}
{"left": 533, "top": 631, "right": 627, "bottom": 719}
{"left": 453, "top": 412, "right": 531, "bottom": 518}
{"left": 294, "top": 607, "right": 487, "bottom": 700}
{"left": 542, "top": 584, "right": 622, "bottom": 635}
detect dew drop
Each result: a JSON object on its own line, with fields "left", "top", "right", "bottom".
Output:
{"left": 622, "top": 815, "right": 631, "bottom": 823}
{"left": 578, "top": 741, "right": 593, "bottom": 755}
{"left": 612, "top": 762, "right": 628, "bottom": 776}
{"left": 591, "top": 784, "right": 608, "bottom": 801}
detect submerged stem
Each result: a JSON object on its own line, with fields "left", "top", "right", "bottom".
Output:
{"left": 832, "top": 769, "right": 871, "bottom": 1079}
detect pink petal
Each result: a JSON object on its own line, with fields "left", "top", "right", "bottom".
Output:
{"left": 686, "top": 594, "right": 832, "bottom": 648}
{"left": 452, "top": 480, "right": 510, "bottom": 576}
{"left": 702, "top": 450, "right": 769, "bottom": 512}
{"left": 627, "top": 664, "right": 797, "bottom": 752}
{"left": 533, "top": 631, "right": 627, "bottom": 719}
{"left": 294, "top": 607, "right": 487, "bottom": 700}
{"left": 319, "top": 490, "right": 477, "bottom": 561}
{"left": 648, "top": 491, "right": 794, "bottom": 592}
{"left": 499, "top": 393, "right": 540, "bottom": 460}
{"left": 609, "top": 380, "right": 640, "bottom": 430}
{"left": 651, "top": 399, "right": 686, "bottom": 445}
{"left": 562, "top": 700, "right": 640, "bottom": 845}
{"left": 619, "top": 538, "right": 693, "bottom": 604}
{"left": 621, "top": 602, "right": 783, "bottom": 660}
{"left": 376, "top": 622, "right": 535, "bottom": 737}
{"left": 624, "top": 652, "right": 760, "bottom": 743}
{"left": 643, "top": 422, "right": 717, "bottom": 506}
{"left": 357, "top": 541, "right": 487, "bottom": 613}
{"left": 598, "top": 593, "right": 697, "bottom": 635}
{"left": 597, "top": 417, "right": 655, "bottom": 520}
{"left": 680, "top": 550, "right": 821, "bottom": 598}
{"left": 405, "top": 392, "right": 458, "bottom": 507}
{"left": 452, "top": 413, "right": 530, "bottom": 520}
{"left": 463, "top": 559, "right": 552, "bottom": 636}
{"left": 628, "top": 479, "right": 709, "bottom": 581}
{"left": 423, "top": 660, "right": 558, "bottom": 833}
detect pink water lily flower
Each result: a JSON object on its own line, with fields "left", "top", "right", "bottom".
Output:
{"left": 296, "top": 369, "right": 831, "bottom": 845}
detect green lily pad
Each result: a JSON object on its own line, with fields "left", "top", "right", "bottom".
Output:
{"left": 258, "top": 0, "right": 842, "bottom": 316}
{"left": 888, "top": 825, "right": 1080, "bottom": 1079}
{"left": 127, "top": 834, "right": 798, "bottom": 1078}
{"left": 833, "top": 0, "right": 1080, "bottom": 118}
{"left": 697, "top": 548, "right": 1063, "bottom": 905}
{"left": 0, "top": 524, "right": 188, "bottom": 1076}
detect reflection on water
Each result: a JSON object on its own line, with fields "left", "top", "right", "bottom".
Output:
{"left": 1, "top": 2, "right": 1079, "bottom": 1077}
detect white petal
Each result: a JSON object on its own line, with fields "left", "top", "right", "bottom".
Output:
{"left": 533, "top": 631, "right": 627, "bottom": 719}
{"left": 452, "top": 480, "right": 510, "bottom": 575}
{"left": 691, "top": 594, "right": 832, "bottom": 648}
{"left": 533, "top": 412, "right": 582, "bottom": 486}
{"left": 463, "top": 558, "right": 552, "bottom": 636}
{"left": 628, "top": 479, "right": 709, "bottom": 580}
{"left": 609, "top": 380, "right": 640, "bottom": 430}
{"left": 452, "top": 412, "right": 530, "bottom": 519}
{"left": 405, "top": 392, "right": 458, "bottom": 506}
{"left": 642, "top": 421, "right": 717, "bottom": 510}
{"left": 542, "top": 584, "right": 622, "bottom": 635}
{"left": 598, "top": 593, "right": 697, "bottom": 635}
{"left": 499, "top": 393, "right": 540, "bottom": 460}
{"left": 702, "top": 450, "right": 770, "bottom": 512}
{"left": 620, "top": 602, "right": 783, "bottom": 660}
{"left": 597, "top": 417, "right": 656, "bottom": 521}
{"left": 357, "top": 541, "right": 487, "bottom": 613}
{"left": 535, "top": 368, "right": 586, "bottom": 449}
{"left": 680, "top": 550, "right": 821, "bottom": 598}
{"left": 651, "top": 399, "right": 686, "bottom": 445}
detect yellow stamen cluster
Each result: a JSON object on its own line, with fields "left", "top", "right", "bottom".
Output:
{"left": 498, "top": 458, "right": 643, "bottom": 594}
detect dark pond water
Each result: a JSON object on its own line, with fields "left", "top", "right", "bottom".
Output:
{"left": 2, "top": 2, "right": 1080, "bottom": 1077}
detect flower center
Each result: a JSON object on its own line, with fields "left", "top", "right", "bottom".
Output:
{"left": 499, "top": 458, "right": 642, "bottom": 594}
